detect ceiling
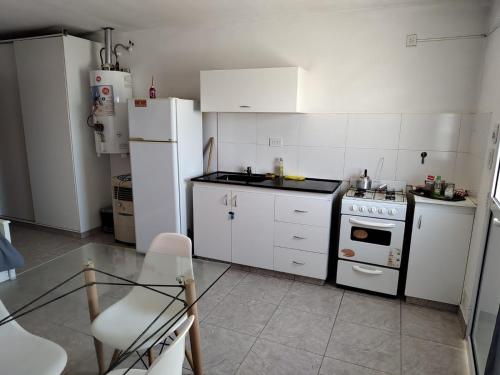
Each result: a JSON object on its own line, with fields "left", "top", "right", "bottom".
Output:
{"left": 0, "top": 0, "right": 490, "bottom": 39}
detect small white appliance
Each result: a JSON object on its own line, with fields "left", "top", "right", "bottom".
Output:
{"left": 128, "top": 98, "right": 203, "bottom": 253}
{"left": 337, "top": 186, "right": 407, "bottom": 295}
{"left": 111, "top": 174, "right": 135, "bottom": 244}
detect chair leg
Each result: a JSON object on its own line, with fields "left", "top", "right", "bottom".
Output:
{"left": 83, "top": 262, "right": 105, "bottom": 375}
{"left": 185, "top": 349, "right": 195, "bottom": 371}
{"left": 147, "top": 348, "right": 156, "bottom": 366}
{"left": 110, "top": 349, "right": 121, "bottom": 367}
{"left": 185, "top": 279, "right": 203, "bottom": 375}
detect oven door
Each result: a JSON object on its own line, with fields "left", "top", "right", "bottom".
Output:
{"left": 339, "top": 215, "right": 404, "bottom": 268}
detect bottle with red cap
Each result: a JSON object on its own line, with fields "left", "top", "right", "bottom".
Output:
{"left": 149, "top": 76, "right": 156, "bottom": 99}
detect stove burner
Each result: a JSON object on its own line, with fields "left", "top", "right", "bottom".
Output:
{"left": 385, "top": 190, "right": 396, "bottom": 200}
{"left": 354, "top": 190, "right": 365, "bottom": 198}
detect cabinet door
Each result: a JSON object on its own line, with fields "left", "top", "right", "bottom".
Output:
{"left": 200, "top": 68, "right": 302, "bottom": 112}
{"left": 405, "top": 204, "right": 474, "bottom": 305}
{"left": 231, "top": 190, "right": 275, "bottom": 270}
{"left": 193, "top": 185, "right": 231, "bottom": 261}
{"left": 14, "top": 37, "right": 80, "bottom": 231}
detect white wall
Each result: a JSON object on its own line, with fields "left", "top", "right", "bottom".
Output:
{"left": 211, "top": 111, "right": 485, "bottom": 187}
{"left": 461, "top": 1, "right": 500, "bottom": 326}
{"left": 0, "top": 43, "right": 34, "bottom": 221}
{"left": 114, "top": 1, "right": 486, "bottom": 113}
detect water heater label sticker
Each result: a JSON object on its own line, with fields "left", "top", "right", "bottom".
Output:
{"left": 134, "top": 99, "right": 147, "bottom": 107}
{"left": 92, "top": 85, "right": 115, "bottom": 116}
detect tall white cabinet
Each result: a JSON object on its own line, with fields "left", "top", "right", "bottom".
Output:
{"left": 14, "top": 36, "right": 111, "bottom": 233}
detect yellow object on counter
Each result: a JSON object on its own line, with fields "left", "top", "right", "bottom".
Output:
{"left": 284, "top": 175, "right": 306, "bottom": 181}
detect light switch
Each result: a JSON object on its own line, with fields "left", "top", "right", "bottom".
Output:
{"left": 269, "top": 137, "right": 283, "bottom": 147}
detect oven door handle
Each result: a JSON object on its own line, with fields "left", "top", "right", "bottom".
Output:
{"left": 348, "top": 217, "right": 396, "bottom": 228}
{"left": 352, "top": 265, "right": 383, "bottom": 275}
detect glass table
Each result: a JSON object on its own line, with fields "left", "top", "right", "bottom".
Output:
{"left": 0, "top": 243, "right": 230, "bottom": 374}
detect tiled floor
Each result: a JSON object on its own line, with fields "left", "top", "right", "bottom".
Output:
{"left": 3, "top": 223, "right": 469, "bottom": 375}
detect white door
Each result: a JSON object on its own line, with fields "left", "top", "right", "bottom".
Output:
{"left": 130, "top": 141, "right": 180, "bottom": 253}
{"left": 193, "top": 185, "right": 232, "bottom": 262}
{"left": 405, "top": 204, "right": 474, "bottom": 304}
{"left": 231, "top": 190, "right": 275, "bottom": 270}
{"left": 128, "top": 98, "right": 176, "bottom": 141}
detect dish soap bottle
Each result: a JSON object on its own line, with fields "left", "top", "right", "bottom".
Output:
{"left": 149, "top": 76, "right": 156, "bottom": 99}
{"left": 278, "top": 158, "right": 284, "bottom": 180}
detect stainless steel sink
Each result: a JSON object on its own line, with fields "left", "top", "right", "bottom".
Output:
{"left": 216, "top": 174, "right": 267, "bottom": 183}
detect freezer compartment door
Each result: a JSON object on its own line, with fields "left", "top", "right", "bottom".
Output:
{"left": 128, "top": 98, "right": 177, "bottom": 141}
{"left": 130, "top": 141, "right": 180, "bottom": 253}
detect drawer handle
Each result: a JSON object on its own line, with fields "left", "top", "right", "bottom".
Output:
{"left": 352, "top": 265, "right": 383, "bottom": 275}
{"left": 292, "top": 260, "right": 306, "bottom": 265}
{"left": 239, "top": 105, "right": 251, "bottom": 108}
{"left": 294, "top": 209, "right": 308, "bottom": 213}
{"left": 292, "top": 235, "right": 306, "bottom": 240}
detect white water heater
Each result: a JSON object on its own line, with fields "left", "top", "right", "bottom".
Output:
{"left": 90, "top": 70, "right": 133, "bottom": 155}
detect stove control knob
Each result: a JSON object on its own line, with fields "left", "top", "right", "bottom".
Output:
{"left": 351, "top": 205, "right": 358, "bottom": 212}
{"left": 378, "top": 208, "right": 386, "bottom": 214}
{"left": 368, "top": 207, "right": 376, "bottom": 213}
{"left": 359, "top": 206, "right": 366, "bottom": 212}
{"left": 389, "top": 208, "right": 397, "bottom": 216}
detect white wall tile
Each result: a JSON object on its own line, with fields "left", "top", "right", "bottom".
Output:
{"left": 256, "top": 145, "right": 299, "bottom": 175}
{"left": 256, "top": 113, "right": 300, "bottom": 146}
{"left": 218, "top": 113, "right": 257, "bottom": 143}
{"left": 399, "top": 113, "right": 461, "bottom": 151}
{"left": 458, "top": 114, "right": 474, "bottom": 153}
{"left": 455, "top": 152, "right": 472, "bottom": 190}
{"left": 218, "top": 142, "right": 256, "bottom": 172}
{"left": 346, "top": 114, "right": 401, "bottom": 149}
{"left": 344, "top": 148, "right": 397, "bottom": 180}
{"left": 470, "top": 112, "right": 492, "bottom": 159}
{"left": 299, "top": 114, "right": 348, "bottom": 148}
{"left": 396, "top": 150, "right": 457, "bottom": 185}
{"left": 298, "top": 147, "right": 345, "bottom": 180}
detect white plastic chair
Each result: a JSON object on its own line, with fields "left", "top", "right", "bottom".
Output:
{"left": 0, "top": 299, "right": 67, "bottom": 375}
{"left": 107, "top": 315, "right": 194, "bottom": 375}
{"left": 91, "top": 233, "right": 193, "bottom": 364}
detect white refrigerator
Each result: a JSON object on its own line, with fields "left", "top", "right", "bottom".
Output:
{"left": 128, "top": 98, "right": 203, "bottom": 253}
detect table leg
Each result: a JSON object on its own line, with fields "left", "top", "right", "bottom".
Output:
{"left": 147, "top": 348, "right": 156, "bottom": 366}
{"left": 84, "top": 261, "right": 106, "bottom": 375}
{"left": 185, "top": 279, "right": 203, "bottom": 375}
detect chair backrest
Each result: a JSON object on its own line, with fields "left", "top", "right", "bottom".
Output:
{"left": 0, "top": 299, "right": 24, "bottom": 338}
{"left": 136, "top": 233, "right": 194, "bottom": 289}
{"left": 146, "top": 315, "right": 194, "bottom": 375}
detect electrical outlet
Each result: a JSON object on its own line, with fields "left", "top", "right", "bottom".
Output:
{"left": 406, "top": 34, "right": 418, "bottom": 47}
{"left": 269, "top": 137, "right": 283, "bottom": 147}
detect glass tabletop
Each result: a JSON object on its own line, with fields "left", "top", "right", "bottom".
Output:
{"left": 0, "top": 242, "right": 230, "bottom": 373}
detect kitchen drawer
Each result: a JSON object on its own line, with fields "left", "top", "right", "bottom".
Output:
{"left": 275, "top": 195, "right": 331, "bottom": 227}
{"left": 336, "top": 260, "right": 399, "bottom": 295}
{"left": 274, "top": 247, "right": 328, "bottom": 280}
{"left": 274, "top": 222, "right": 329, "bottom": 253}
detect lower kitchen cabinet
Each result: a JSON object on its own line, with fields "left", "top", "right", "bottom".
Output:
{"left": 193, "top": 185, "right": 232, "bottom": 261}
{"left": 405, "top": 198, "right": 476, "bottom": 305}
{"left": 231, "top": 190, "right": 275, "bottom": 269}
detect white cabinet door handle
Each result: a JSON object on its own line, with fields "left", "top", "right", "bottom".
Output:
{"left": 352, "top": 265, "right": 383, "bottom": 275}
{"left": 292, "top": 260, "right": 305, "bottom": 265}
{"left": 233, "top": 195, "right": 237, "bottom": 207}
{"left": 292, "top": 235, "right": 306, "bottom": 240}
{"left": 494, "top": 218, "right": 500, "bottom": 227}
{"left": 349, "top": 217, "right": 396, "bottom": 228}
{"left": 294, "top": 209, "right": 308, "bottom": 213}
{"left": 417, "top": 215, "right": 422, "bottom": 229}
{"left": 223, "top": 194, "right": 228, "bottom": 206}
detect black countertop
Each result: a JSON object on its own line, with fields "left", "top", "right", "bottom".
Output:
{"left": 191, "top": 172, "right": 342, "bottom": 194}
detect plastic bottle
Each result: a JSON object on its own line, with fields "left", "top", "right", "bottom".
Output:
{"left": 278, "top": 158, "right": 284, "bottom": 178}
{"left": 433, "top": 176, "right": 442, "bottom": 196}
{"left": 149, "top": 76, "right": 156, "bottom": 99}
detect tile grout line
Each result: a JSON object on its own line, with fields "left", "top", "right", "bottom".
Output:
{"left": 317, "top": 290, "right": 345, "bottom": 375}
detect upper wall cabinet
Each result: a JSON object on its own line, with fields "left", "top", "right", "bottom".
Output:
{"left": 200, "top": 67, "right": 308, "bottom": 113}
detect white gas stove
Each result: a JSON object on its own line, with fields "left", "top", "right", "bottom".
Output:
{"left": 337, "top": 187, "right": 408, "bottom": 296}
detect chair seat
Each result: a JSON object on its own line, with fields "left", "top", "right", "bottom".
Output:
{"left": 92, "top": 289, "right": 188, "bottom": 351}
{"left": 0, "top": 326, "right": 67, "bottom": 375}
